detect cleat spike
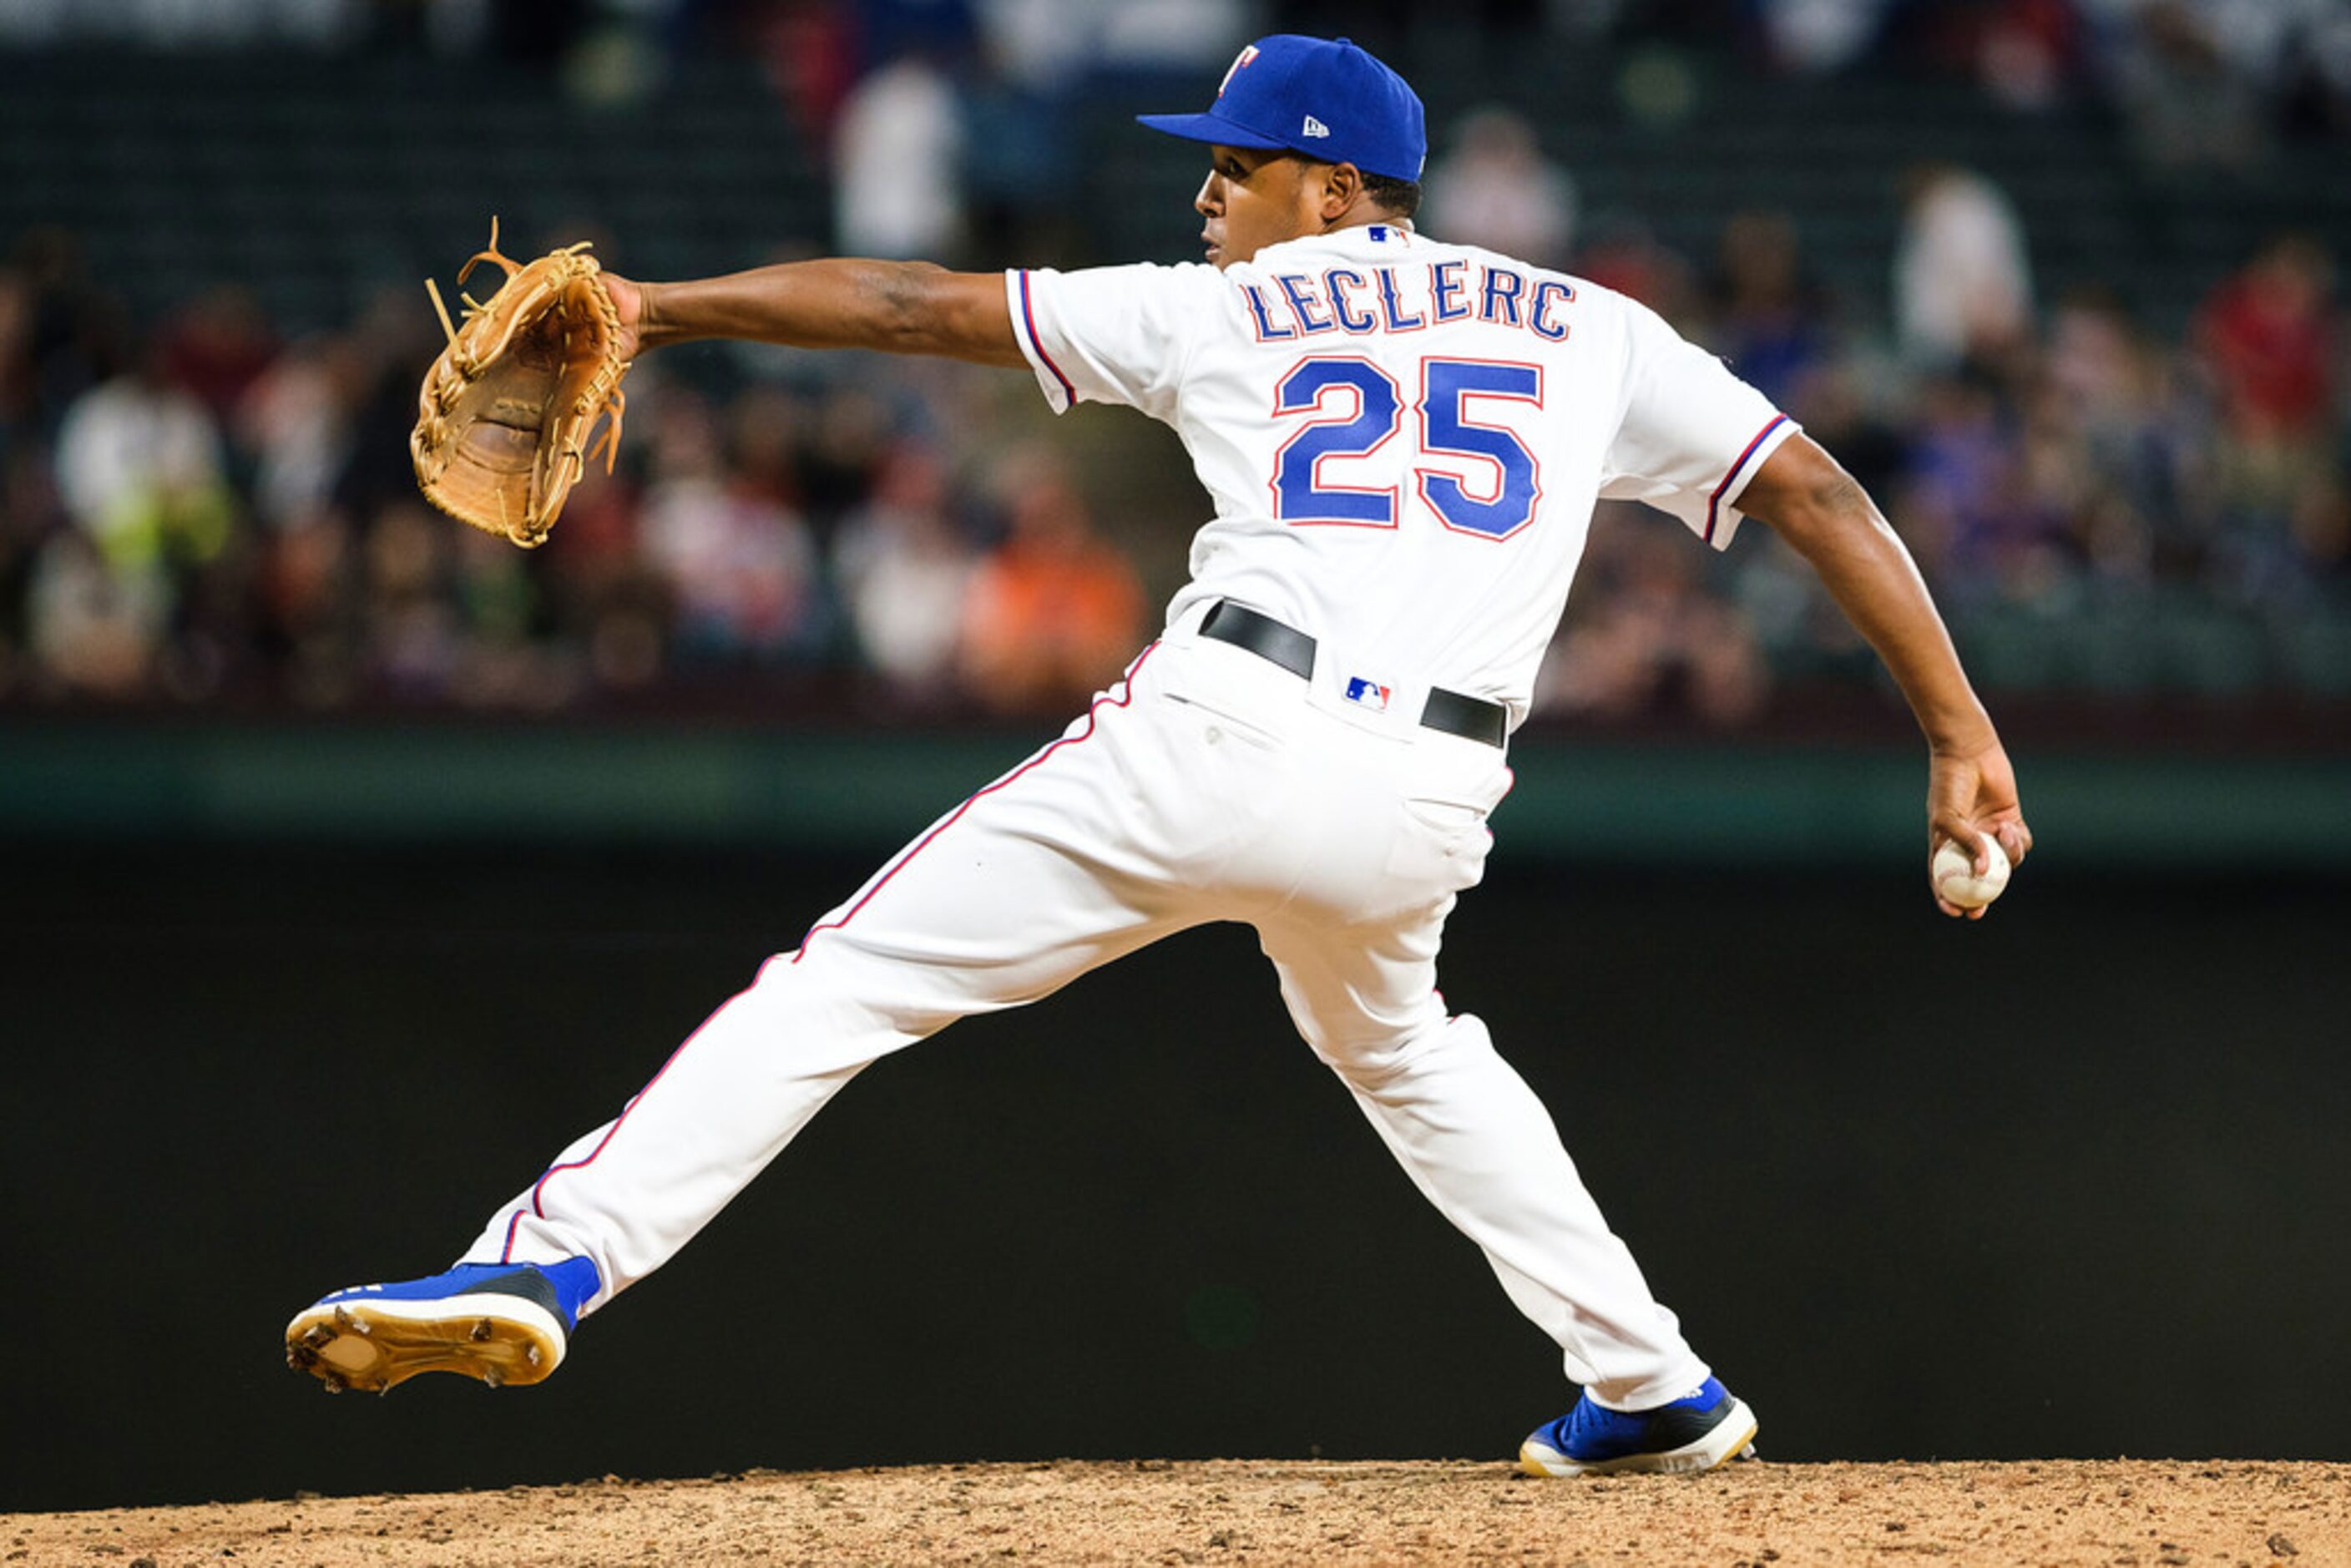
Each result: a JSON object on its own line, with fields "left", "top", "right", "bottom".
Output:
{"left": 284, "top": 1260, "right": 594, "bottom": 1393}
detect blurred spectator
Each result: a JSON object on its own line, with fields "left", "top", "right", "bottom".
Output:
{"left": 3, "top": 227, "right": 121, "bottom": 443}
{"left": 236, "top": 336, "right": 363, "bottom": 531}
{"left": 1753, "top": 0, "right": 1894, "bottom": 76}
{"left": 333, "top": 286, "right": 452, "bottom": 524}
{"left": 1420, "top": 108, "right": 1577, "bottom": 269}
{"left": 1574, "top": 215, "right": 1699, "bottom": 326}
{"left": 1705, "top": 209, "right": 1832, "bottom": 411}
{"left": 796, "top": 382, "right": 896, "bottom": 544}
{"left": 159, "top": 286, "right": 280, "bottom": 422}
{"left": 254, "top": 503, "right": 360, "bottom": 706}
{"left": 447, "top": 524, "right": 577, "bottom": 710}
{"left": 1087, "top": 0, "right": 1254, "bottom": 76}
{"left": 2041, "top": 286, "right": 2200, "bottom": 570}
{"left": 962, "top": 15, "right": 1083, "bottom": 268}
{"left": 832, "top": 49, "right": 968, "bottom": 260}
{"left": 362, "top": 498, "right": 462, "bottom": 700}
{"left": 0, "top": 447, "right": 68, "bottom": 687}
{"left": 1973, "top": 0, "right": 2086, "bottom": 113}
{"left": 545, "top": 474, "right": 668, "bottom": 697}
{"left": 637, "top": 392, "right": 826, "bottom": 667}
{"left": 834, "top": 440, "right": 979, "bottom": 703}
{"left": 1536, "top": 509, "right": 1768, "bottom": 725}
{"left": 1893, "top": 163, "right": 2035, "bottom": 371}
{"left": 2278, "top": 5, "right": 2351, "bottom": 142}
{"left": 1892, "top": 369, "right": 2018, "bottom": 600}
{"left": 2194, "top": 234, "right": 2341, "bottom": 487}
{"left": 2101, "top": 0, "right": 2272, "bottom": 174}
{"left": 751, "top": 1, "right": 862, "bottom": 151}
{"left": 25, "top": 529, "right": 167, "bottom": 700}
{"left": 0, "top": 268, "right": 33, "bottom": 436}
{"left": 958, "top": 445, "right": 1144, "bottom": 713}
{"left": 53, "top": 345, "right": 235, "bottom": 574}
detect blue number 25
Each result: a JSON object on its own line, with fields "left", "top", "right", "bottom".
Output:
{"left": 1269, "top": 356, "right": 1542, "bottom": 539}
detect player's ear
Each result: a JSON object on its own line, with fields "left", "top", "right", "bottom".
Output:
{"left": 1318, "top": 161, "right": 1363, "bottom": 221}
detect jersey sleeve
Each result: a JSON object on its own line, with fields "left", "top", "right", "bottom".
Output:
{"left": 1597, "top": 296, "right": 1799, "bottom": 549}
{"left": 1004, "top": 262, "right": 1226, "bottom": 423}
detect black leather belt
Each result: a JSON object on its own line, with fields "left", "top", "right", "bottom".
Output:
{"left": 1198, "top": 600, "right": 1509, "bottom": 748}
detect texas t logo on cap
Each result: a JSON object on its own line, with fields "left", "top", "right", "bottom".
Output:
{"left": 1218, "top": 43, "right": 1259, "bottom": 97}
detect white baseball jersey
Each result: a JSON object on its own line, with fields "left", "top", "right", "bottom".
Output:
{"left": 453, "top": 222, "right": 1784, "bottom": 1426}
{"left": 1007, "top": 223, "right": 1797, "bottom": 727}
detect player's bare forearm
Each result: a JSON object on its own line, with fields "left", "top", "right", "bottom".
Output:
{"left": 1743, "top": 436, "right": 1992, "bottom": 755}
{"left": 604, "top": 260, "right": 1027, "bottom": 369}
{"left": 1742, "top": 434, "right": 2032, "bottom": 908}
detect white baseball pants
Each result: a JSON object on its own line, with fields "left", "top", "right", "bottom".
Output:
{"left": 470, "top": 610, "right": 1711, "bottom": 1409}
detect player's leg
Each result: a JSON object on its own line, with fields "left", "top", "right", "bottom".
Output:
{"left": 470, "top": 792, "right": 1191, "bottom": 1303}
{"left": 288, "top": 649, "right": 1214, "bottom": 1391}
{"left": 1258, "top": 915, "right": 1716, "bottom": 1400}
{"left": 1250, "top": 731, "right": 1752, "bottom": 1472}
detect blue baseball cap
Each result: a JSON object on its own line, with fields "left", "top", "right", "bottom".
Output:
{"left": 1137, "top": 34, "right": 1427, "bottom": 181}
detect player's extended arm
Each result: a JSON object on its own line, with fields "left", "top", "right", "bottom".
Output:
{"left": 599, "top": 262, "right": 1027, "bottom": 369}
{"left": 1737, "top": 433, "right": 2033, "bottom": 918}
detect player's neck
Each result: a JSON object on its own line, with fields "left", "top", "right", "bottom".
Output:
{"left": 1320, "top": 209, "right": 1411, "bottom": 238}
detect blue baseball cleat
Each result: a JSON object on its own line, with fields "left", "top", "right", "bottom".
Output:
{"left": 1519, "top": 1377, "right": 1759, "bottom": 1476}
{"left": 284, "top": 1258, "right": 600, "bottom": 1393}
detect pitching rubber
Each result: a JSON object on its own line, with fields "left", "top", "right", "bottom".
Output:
{"left": 284, "top": 1292, "right": 566, "bottom": 1393}
{"left": 1516, "top": 1397, "right": 1760, "bottom": 1478}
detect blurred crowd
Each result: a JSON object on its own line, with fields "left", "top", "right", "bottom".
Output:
{"left": 1, "top": 0, "right": 2346, "bottom": 726}
{"left": 0, "top": 234, "right": 1152, "bottom": 716}
{"left": 1490, "top": 157, "right": 2351, "bottom": 724}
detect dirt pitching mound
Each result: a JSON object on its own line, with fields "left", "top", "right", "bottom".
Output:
{"left": 6, "top": 1459, "right": 2343, "bottom": 1565}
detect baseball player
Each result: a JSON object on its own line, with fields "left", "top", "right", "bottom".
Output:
{"left": 287, "top": 35, "right": 2031, "bottom": 1477}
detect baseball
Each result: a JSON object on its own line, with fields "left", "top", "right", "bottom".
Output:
{"left": 1933, "top": 832, "right": 2011, "bottom": 909}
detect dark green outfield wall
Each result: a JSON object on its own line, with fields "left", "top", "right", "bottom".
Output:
{"left": 2, "top": 822, "right": 2345, "bottom": 1512}
{"left": 4, "top": 721, "right": 2348, "bottom": 867}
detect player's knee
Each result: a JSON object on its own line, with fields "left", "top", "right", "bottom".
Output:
{"left": 1317, "top": 1009, "right": 1494, "bottom": 1089}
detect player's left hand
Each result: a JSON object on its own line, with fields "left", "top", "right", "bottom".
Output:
{"left": 1926, "top": 739, "right": 2030, "bottom": 920}
{"left": 601, "top": 271, "right": 646, "bottom": 361}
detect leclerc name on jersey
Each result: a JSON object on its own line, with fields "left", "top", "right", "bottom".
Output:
{"left": 1237, "top": 260, "right": 1575, "bottom": 345}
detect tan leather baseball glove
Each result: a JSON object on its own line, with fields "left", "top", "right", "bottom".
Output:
{"left": 410, "top": 219, "right": 632, "bottom": 549}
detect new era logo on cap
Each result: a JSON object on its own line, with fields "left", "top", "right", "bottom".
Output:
{"left": 1135, "top": 34, "right": 1427, "bottom": 181}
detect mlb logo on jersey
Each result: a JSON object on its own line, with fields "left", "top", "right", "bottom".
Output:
{"left": 1343, "top": 675, "right": 1392, "bottom": 712}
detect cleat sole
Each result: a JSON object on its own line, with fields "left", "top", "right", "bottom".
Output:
{"left": 283, "top": 1291, "right": 566, "bottom": 1393}
{"left": 1519, "top": 1399, "right": 1760, "bottom": 1479}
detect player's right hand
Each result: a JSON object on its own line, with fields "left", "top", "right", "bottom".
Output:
{"left": 1926, "top": 739, "right": 2030, "bottom": 920}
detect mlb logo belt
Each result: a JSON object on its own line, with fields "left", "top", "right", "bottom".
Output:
{"left": 1198, "top": 600, "right": 1509, "bottom": 747}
